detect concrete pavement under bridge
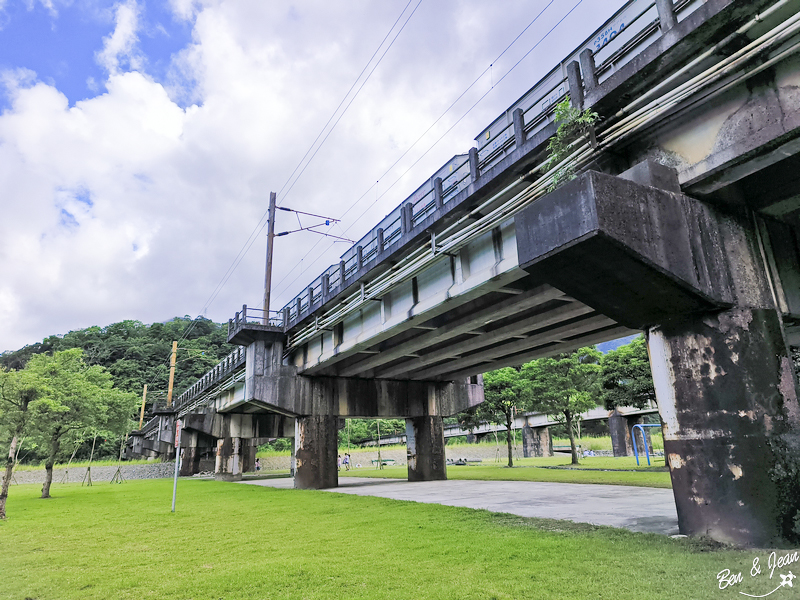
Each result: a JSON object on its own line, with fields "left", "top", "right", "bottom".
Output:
{"left": 129, "top": 0, "right": 800, "bottom": 546}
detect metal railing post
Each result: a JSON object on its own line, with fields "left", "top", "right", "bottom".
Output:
{"left": 433, "top": 177, "right": 443, "bottom": 210}
{"left": 655, "top": 0, "right": 677, "bottom": 31}
{"left": 579, "top": 48, "right": 598, "bottom": 92}
{"left": 469, "top": 147, "right": 479, "bottom": 182}
{"left": 512, "top": 108, "right": 525, "bottom": 149}
{"left": 566, "top": 60, "right": 584, "bottom": 110}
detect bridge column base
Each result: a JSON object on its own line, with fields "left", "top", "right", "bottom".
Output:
{"left": 522, "top": 425, "right": 553, "bottom": 458}
{"left": 648, "top": 308, "right": 800, "bottom": 546}
{"left": 214, "top": 437, "right": 248, "bottom": 481}
{"left": 294, "top": 416, "right": 338, "bottom": 489}
{"left": 608, "top": 412, "right": 652, "bottom": 457}
{"left": 180, "top": 434, "right": 201, "bottom": 477}
{"left": 406, "top": 416, "right": 446, "bottom": 481}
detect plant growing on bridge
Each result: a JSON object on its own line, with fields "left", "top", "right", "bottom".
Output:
{"left": 544, "top": 97, "right": 599, "bottom": 192}
{"left": 521, "top": 346, "right": 602, "bottom": 465}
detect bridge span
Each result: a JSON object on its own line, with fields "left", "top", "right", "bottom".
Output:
{"left": 130, "top": 0, "right": 800, "bottom": 545}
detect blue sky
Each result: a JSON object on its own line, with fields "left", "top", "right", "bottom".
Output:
{"left": 0, "top": 1, "right": 192, "bottom": 110}
{"left": 0, "top": 0, "right": 628, "bottom": 351}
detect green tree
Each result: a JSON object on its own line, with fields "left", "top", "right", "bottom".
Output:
{"left": 600, "top": 336, "right": 655, "bottom": 409}
{"left": 0, "top": 367, "right": 39, "bottom": 519}
{"left": 459, "top": 368, "right": 528, "bottom": 467}
{"left": 521, "top": 347, "right": 602, "bottom": 465}
{"left": 26, "top": 349, "right": 138, "bottom": 498}
{"left": 1, "top": 317, "right": 232, "bottom": 435}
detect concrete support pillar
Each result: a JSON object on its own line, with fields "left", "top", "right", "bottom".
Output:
{"left": 648, "top": 308, "right": 800, "bottom": 545}
{"left": 215, "top": 436, "right": 244, "bottom": 481}
{"left": 522, "top": 424, "right": 553, "bottom": 457}
{"left": 180, "top": 431, "right": 201, "bottom": 476}
{"left": 406, "top": 416, "right": 447, "bottom": 481}
{"left": 608, "top": 410, "right": 632, "bottom": 456}
{"left": 294, "top": 415, "right": 339, "bottom": 489}
{"left": 608, "top": 412, "right": 653, "bottom": 457}
{"left": 465, "top": 433, "right": 478, "bottom": 444}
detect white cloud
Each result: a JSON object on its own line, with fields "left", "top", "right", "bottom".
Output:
{"left": 96, "top": 0, "right": 142, "bottom": 74}
{"left": 0, "top": 0, "right": 627, "bottom": 352}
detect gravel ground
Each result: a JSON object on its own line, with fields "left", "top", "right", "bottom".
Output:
{"left": 10, "top": 462, "right": 176, "bottom": 485}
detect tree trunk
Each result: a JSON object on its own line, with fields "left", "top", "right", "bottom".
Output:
{"left": 505, "top": 412, "right": 514, "bottom": 467}
{"left": 0, "top": 435, "right": 18, "bottom": 519}
{"left": 41, "top": 434, "right": 61, "bottom": 499}
{"left": 565, "top": 410, "right": 580, "bottom": 465}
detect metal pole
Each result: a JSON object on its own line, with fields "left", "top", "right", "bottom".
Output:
{"left": 263, "top": 191, "right": 277, "bottom": 323}
{"left": 171, "top": 451, "right": 180, "bottom": 512}
{"left": 172, "top": 420, "right": 182, "bottom": 512}
{"left": 138, "top": 384, "right": 147, "bottom": 429}
{"left": 376, "top": 419, "right": 383, "bottom": 469}
{"left": 166, "top": 341, "right": 177, "bottom": 406}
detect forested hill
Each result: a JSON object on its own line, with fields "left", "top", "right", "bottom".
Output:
{"left": 0, "top": 317, "right": 231, "bottom": 400}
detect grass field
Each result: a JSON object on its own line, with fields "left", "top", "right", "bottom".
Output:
{"left": 1, "top": 479, "right": 764, "bottom": 600}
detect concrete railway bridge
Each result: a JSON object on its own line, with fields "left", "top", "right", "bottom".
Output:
{"left": 129, "top": 0, "right": 800, "bottom": 545}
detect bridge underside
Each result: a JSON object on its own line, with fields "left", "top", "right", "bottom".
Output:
{"left": 305, "top": 279, "right": 633, "bottom": 382}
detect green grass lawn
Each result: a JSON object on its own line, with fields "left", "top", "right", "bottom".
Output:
{"left": 341, "top": 456, "right": 672, "bottom": 489}
{"left": 1, "top": 479, "right": 764, "bottom": 599}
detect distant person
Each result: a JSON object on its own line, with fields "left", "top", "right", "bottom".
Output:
{"left": 337, "top": 455, "right": 342, "bottom": 471}
{"left": 344, "top": 453, "right": 350, "bottom": 471}
{"left": 255, "top": 458, "right": 261, "bottom": 472}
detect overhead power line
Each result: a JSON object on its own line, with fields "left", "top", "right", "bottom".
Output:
{"left": 270, "top": 0, "right": 581, "bottom": 302}
{"left": 193, "top": 0, "right": 424, "bottom": 324}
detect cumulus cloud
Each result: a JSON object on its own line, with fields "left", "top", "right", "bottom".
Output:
{"left": 0, "top": 0, "right": 626, "bottom": 352}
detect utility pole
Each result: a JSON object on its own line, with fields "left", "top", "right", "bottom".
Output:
{"left": 260, "top": 193, "right": 347, "bottom": 324}
{"left": 263, "top": 191, "right": 277, "bottom": 324}
{"left": 138, "top": 384, "right": 148, "bottom": 429}
{"left": 166, "top": 341, "right": 177, "bottom": 406}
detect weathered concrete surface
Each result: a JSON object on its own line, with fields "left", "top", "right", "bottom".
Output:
{"left": 522, "top": 425, "right": 553, "bottom": 458}
{"left": 242, "top": 477, "right": 679, "bottom": 536}
{"left": 248, "top": 367, "right": 483, "bottom": 418}
{"left": 648, "top": 309, "right": 800, "bottom": 546}
{"left": 515, "top": 165, "right": 800, "bottom": 545}
{"left": 179, "top": 431, "right": 216, "bottom": 477}
{"left": 406, "top": 416, "right": 447, "bottom": 481}
{"left": 609, "top": 411, "right": 652, "bottom": 458}
{"left": 294, "top": 415, "right": 339, "bottom": 490}
{"left": 516, "top": 170, "right": 736, "bottom": 329}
